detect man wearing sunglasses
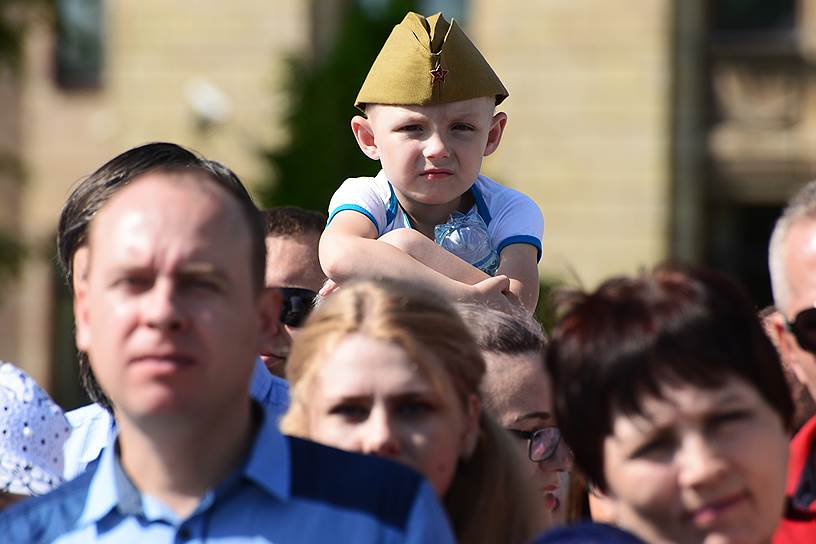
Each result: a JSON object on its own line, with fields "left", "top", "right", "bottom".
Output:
{"left": 261, "top": 207, "right": 327, "bottom": 377}
{"left": 769, "top": 180, "right": 816, "bottom": 542}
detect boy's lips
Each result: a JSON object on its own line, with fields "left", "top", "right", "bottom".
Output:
{"left": 420, "top": 168, "right": 453, "bottom": 180}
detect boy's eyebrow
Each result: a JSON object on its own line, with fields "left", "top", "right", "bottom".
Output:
{"left": 391, "top": 110, "right": 427, "bottom": 122}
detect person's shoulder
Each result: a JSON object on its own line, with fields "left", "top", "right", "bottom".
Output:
{"left": 0, "top": 468, "right": 96, "bottom": 543}
{"left": 793, "top": 414, "right": 816, "bottom": 447}
{"left": 65, "top": 402, "right": 110, "bottom": 427}
{"left": 532, "top": 522, "right": 646, "bottom": 544}
{"left": 285, "top": 435, "right": 424, "bottom": 531}
{"left": 789, "top": 414, "right": 816, "bottom": 477}
{"left": 336, "top": 171, "right": 390, "bottom": 193}
{"left": 475, "top": 174, "right": 538, "bottom": 206}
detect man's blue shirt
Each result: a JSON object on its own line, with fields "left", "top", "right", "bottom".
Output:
{"left": 2, "top": 404, "right": 454, "bottom": 543}
{"left": 62, "top": 358, "right": 290, "bottom": 479}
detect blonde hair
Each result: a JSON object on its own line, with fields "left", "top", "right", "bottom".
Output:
{"left": 281, "top": 279, "right": 546, "bottom": 543}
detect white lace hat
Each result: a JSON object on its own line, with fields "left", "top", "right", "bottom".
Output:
{"left": 0, "top": 362, "right": 70, "bottom": 495}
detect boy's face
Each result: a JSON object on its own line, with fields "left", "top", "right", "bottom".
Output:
{"left": 356, "top": 97, "right": 506, "bottom": 211}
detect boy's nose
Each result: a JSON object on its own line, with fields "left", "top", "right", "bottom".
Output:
{"left": 423, "top": 132, "right": 450, "bottom": 160}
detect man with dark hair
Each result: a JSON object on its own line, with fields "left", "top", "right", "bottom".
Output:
{"left": 261, "top": 207, "right": 327, "bottom": 376}
{"left": 59, "top": 143, "right": 290, "bottom": 479}
{"left": 1, "top": 144, "right": 453, "bottom": 542}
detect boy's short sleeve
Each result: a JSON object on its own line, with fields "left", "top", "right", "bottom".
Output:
{"left": 477, "top": 177, "right": 544, "bottom": 261}
{"left": 328, "top": 174, "right": 392, "bottom": 237}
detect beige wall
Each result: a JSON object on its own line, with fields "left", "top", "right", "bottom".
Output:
{"left": 470, "top": 0, "right": 673, "bottom": 288}
{"left": 3, "top": 0, "right": 309, "bottom": 388}
{"left": 1, "top": 0, "right": 675, "bottom": 389}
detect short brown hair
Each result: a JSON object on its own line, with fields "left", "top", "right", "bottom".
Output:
{"left": 263, "top": 206, "right": 326, "bottom": 239}
{"left": 457, "top": 304, "right": 546, "bottom": 355}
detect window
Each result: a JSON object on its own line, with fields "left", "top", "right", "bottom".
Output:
{"left": 55, "top": 0, "right": 104, "bottom": 89}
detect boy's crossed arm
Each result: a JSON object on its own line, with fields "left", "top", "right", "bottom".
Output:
{"left": 321, "top": 212, "right": 539, "bottom": 313}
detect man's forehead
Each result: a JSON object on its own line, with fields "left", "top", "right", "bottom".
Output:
{"left": 90, "top": 172, "right": 233, "bottom": 230}
{"left": 785, "top": 219, "right": 816, "bottom": 307}
{"left": 264, "top": 233, "right": 324, "bottom": 290}
{"left": 86, "top": 172, "right": 247, "bottom": 267}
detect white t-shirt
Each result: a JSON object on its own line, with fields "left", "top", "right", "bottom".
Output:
{"left": 328, "top": 170, "right": 543, "bottom": 262}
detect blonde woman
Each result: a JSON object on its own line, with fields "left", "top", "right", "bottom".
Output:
{"left": 281, "top": 279, "right": 545, "bottom": 543}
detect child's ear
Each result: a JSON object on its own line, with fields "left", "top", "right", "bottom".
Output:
{"left": 351, "top": 115, "right": 380, "bottom": 160}
{"left": 483, "top": 112, "right": 507, "bottom": 157}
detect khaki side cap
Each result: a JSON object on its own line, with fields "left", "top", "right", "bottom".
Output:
{"left": 355, "top": 12, "right": 508, "bottom": 109}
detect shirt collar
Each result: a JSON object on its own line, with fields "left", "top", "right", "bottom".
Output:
{"left": 383, "top": 171, "right": 491, "bottom": 227}
{"left": 76, "top": 430, "right": 123, "bottom": 526}
{"left": 249, "top": 356, "right": 273, "bottom": 400}
{"left": 469, "top": 179, "right": 491, "bottom": 225}
{"left": 76, "top": 402, "right": 291, "bottom": 527}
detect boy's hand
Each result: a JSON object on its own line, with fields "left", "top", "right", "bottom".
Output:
{"left": 467, "top": 275, "right": 517, "bottom": 313}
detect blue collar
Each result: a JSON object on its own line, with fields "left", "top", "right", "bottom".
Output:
{"left": 249, "top": 356, "right": 285, "bottom": 401}
{"left": 77, "top": 403, "right": 291, "bottom": 527}
{"left": 384, "top": 175, "right": 491, "bottom": 228}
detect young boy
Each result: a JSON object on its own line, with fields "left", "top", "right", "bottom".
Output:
{"left": 320, "top": 12, "right": 543, "bottom": 311}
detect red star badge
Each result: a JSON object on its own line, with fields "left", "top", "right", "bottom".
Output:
{"left": 430, "top": 65, "right": 448, "bottom": 84}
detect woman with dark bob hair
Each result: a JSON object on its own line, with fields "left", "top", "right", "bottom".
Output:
{"left": 536, "top": 264, "right": 794, "bottom": 544}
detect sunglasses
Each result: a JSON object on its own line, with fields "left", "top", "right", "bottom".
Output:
{"left": 507, "top": 427, "right": 564, "bottom": 463}
{"left": 279, "top": 287, "right": 318, "bottom": 328}
{"left": 785, "top": 307, "right": 816, "bottom": 353}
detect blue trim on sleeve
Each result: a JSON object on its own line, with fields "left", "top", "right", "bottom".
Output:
{"left": 328, "top": 205, "right": 381, "bottom": 236}
{"left": 497, "top": 235, "right": 542, "bottom": 262}
{"left": 470, "top": 184, "right": 491, "bottom": 225}
{"left": 385, "top": 183, "right": 399, "bottom": 227}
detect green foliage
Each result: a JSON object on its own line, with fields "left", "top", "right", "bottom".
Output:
{"left": 0, "top": 1, "right": 23, "bottom": 71}
{"left": 258, "top": 0, "right": 415, "bottom": 212}
{"left": 0, "top": 231, "right": 23, "bottom": 281}
{"left": 0, "top": 1, "right": 47, "bottom": 296}
{"left": 534, "top": 277, "right": 564, "bottom": 334}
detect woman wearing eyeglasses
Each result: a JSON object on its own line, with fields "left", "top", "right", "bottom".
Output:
{"left": 280, "top": 279, "right": 546, "bottom": 544}
{"left": 536, "top": 264, "right": 793, "bottom": 544}
{"left": 457, "top": 304, "right": 576, "bottom": 525}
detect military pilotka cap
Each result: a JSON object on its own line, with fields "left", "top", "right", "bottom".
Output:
{"left": 355, "top": 12, "right": 508, "bottom": 110}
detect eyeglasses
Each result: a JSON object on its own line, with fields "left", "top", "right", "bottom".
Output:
{"left": 785, "top": 307, "right": 816, "bottom": 354}
{"left": 507, "top": 427, "right": 563, "bottom": 462}
{"left": 279, "top": 288, "right": 318, "bottom": 328}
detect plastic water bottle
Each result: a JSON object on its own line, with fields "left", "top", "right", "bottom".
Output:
{"left": 434, "top": 209, "right": 499, "bottom": 276}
